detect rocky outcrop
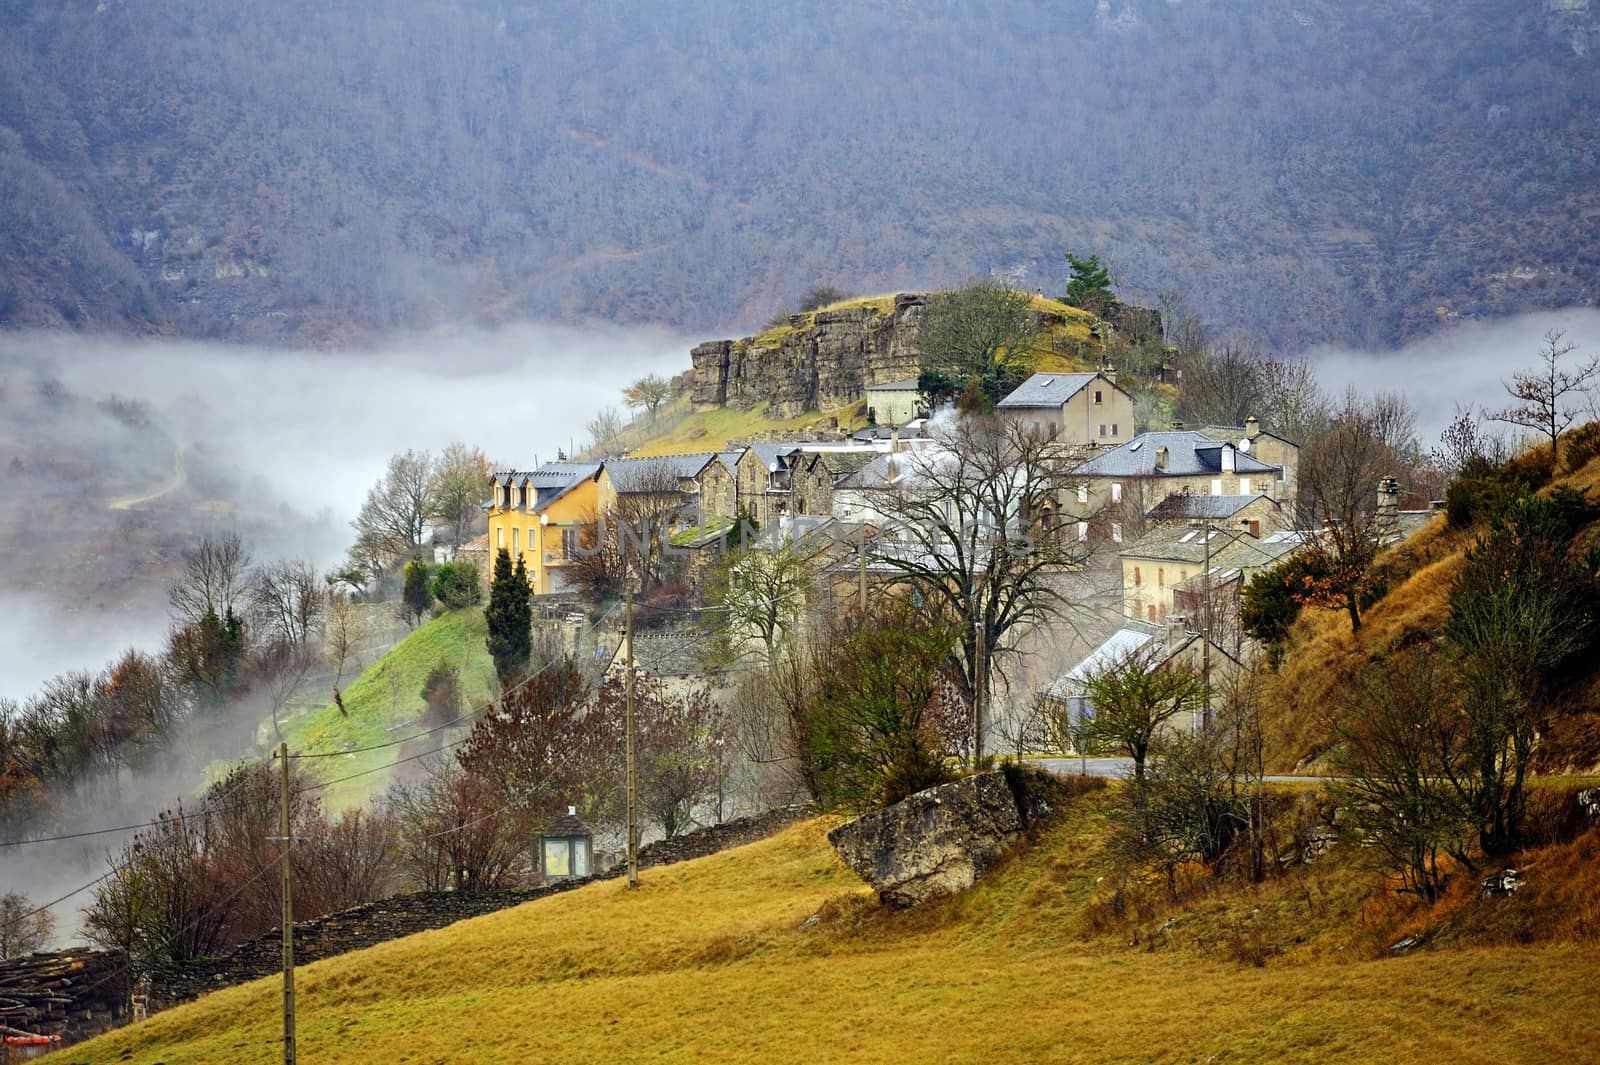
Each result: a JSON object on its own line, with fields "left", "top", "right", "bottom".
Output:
{"left": 826, "top": 769, "right": 1068, "bottom": 908}
{"left": 691, "top": 295, "right": 929, "bottom": 417}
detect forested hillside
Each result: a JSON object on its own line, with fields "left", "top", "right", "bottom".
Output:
{"left": 0, "top": 0, "right": 1596, "bottom": 347}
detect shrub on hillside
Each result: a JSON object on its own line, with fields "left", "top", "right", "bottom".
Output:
{"left": 1563, "top": 420, "right": 1600, "bottom": 473}
{"left": 420, "top": 658, "right": 464, "bottom": 726}
{"left": 431, "top": 561, "right": 481, "bottom": 610}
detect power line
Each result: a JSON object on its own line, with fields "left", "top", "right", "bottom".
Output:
{"left": 0, "top": 757, "right": 274, "bottom": 850}
{"left": 1, "top": 605, "right": 624, "bottom": 848}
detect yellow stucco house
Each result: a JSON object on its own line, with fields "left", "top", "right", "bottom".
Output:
{"left": 486, "top": 462, "right": 602, "bottom": 595}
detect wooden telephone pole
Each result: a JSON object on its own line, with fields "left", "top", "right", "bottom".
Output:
{"left": 624, "top": 591, "right": 638, "bottom": 889}
{"left": 277, "top": 741, "right": 296, "bottom": 1065}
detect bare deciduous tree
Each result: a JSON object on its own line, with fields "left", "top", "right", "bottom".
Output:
{"left": 351, "top": 449, "right": 439, "bottom": 562}
{"left": 870, "top": 416, "right": 1091, "bottom": 761}
{"left": 1489, "top": 329, "right": 1600, "bottom": 457}
{"left": 169, "top": 531, "right": 253, "bottom": 627}
{"left": 250, "top": 558, "right": 326, "bottom": 656}
{"left": 1080, "top": 644, "right": 1204, "bottom": 784}
{"left": 430, "top": 441, "right": 492, "bottom": 552}
{"left": 0, "top": 892, "right": 55, "bottom": 959}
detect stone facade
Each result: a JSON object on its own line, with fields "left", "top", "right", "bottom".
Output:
{"left": 698, "top": 457, "right": 739, "bottom": 523}
{"left": 691, "top": 295, "right": 929, "bottom": 417}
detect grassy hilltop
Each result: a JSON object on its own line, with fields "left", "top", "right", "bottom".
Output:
{"left": 64, "top": 791, "right": 1600, "bottom": 1064}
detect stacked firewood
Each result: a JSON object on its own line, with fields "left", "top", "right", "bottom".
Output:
{"left": 0, "top": 950, "right": 127, "bottom": 1042}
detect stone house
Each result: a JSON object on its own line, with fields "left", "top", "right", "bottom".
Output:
{"left": 1044, "top": 616, "right": 1242, "bottom": 735}
{"left": 864, "top": 378, "right": 923, "bottom": 427}
{"left": 1060, "top": 430, "right": 1286, "bottom": 536}
{"left": 1144, "top": 492, "right": 1286, "bottom": 536}
{"left": 1198, "top": 417, "right": 1300, "bottom": 501}
{"left": 996, "top": 370, "right": 1135, "bottom": 445}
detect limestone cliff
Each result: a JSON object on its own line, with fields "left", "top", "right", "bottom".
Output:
{"left": 690, "top": 295, "right": 929, "bottom": 418}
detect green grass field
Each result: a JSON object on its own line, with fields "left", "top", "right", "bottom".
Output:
{"left": 64, "top": 792, "right": 1600, "bottom": 1064}
{"left": 279, "top": 608, "right": 497, "bottom": 811}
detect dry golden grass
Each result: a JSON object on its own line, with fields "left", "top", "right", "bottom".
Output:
{"left": 65, "top": 796, "right": 1600, "bottom": 1065}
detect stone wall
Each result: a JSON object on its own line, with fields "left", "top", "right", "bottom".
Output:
{"left": 153, "top": 805, "right": 809, "bottom": 1009}
{"left": 690, "top": 295, "right": 928, "bottom": 417}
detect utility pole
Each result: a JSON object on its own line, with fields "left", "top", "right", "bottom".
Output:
{"left": 857, "top": 524, "right": 867, "bottom": 616}
{"left": 277, "top": 741, "right": 295, "bottom": 1065}
{"left": 973, "top": 619, "right": 986, "bottom": 767}
{"left": 624, "top": 591, "right": 638, "bottom": 889}
{"left": 1199, "top": 521, "right": 1213, "bottom": 732}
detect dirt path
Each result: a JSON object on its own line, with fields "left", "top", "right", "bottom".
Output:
{"left": 109, "top": 445, "right": 185, "bottom": 510}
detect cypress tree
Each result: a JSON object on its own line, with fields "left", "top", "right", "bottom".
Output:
{"left": 401, "top": 560, "right": 433, "bottom": 627}
{"left": 485, "top": 548, "right": 531, "bottom": 687}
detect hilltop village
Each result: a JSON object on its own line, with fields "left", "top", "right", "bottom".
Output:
{"left": 5, "top": 281, "right": 1599, "bottom": 1062}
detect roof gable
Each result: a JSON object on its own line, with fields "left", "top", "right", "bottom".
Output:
{"left": 997, "top": 372, "right": 1101, "bottom": 409}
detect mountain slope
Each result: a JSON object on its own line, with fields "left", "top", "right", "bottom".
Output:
{"left": 1, "top": 1, "right": 1596, "bottom": 348}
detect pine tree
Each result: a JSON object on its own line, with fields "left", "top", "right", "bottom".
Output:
{"left": 401, "top": 560, "right": 433, "bottom": 627}
{"left": 485, "top": 548, "right": 532, "bottom": 687}
{"left": 1063, "top": 252, "right": 1115, "bottom": 315}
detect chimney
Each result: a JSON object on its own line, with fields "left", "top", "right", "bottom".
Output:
{"left": 1245, "top": 415, "right": 1261, "bottom": 440}
{"left": 1377, "top": 476, "right": 1401, "bottom": 530}
{"left": 1154, "top": 446, "right": 1169, "bottom": 472}
{"left": 1171, "top": 420, "right": 1185, "bottom": 431}
{"left": 1164, "top": 613, "right": 1191, "bottom": 648}
{"left": 1221, "top": 444, "right": 1236, "bottom": 474}
{"left": 1101, "top": 364, "right": 1117, "bottom": 386}
{"left": 890, "top": 428, "right": 903, "bottom": 454}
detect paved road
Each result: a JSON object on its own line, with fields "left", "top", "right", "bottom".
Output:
{"left": 1034, "top": 756, "right": 1336, "bottom": 785}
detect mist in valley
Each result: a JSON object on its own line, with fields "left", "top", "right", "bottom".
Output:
{"left": 1304, "top": 307, "right": 1600, "bottom": 444}
{"left": 0, "top": 319, "right": 689, "bottom": 937}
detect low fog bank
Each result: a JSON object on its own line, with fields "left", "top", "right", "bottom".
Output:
{"left": 1301, "top": 308, "right": 1600, "bottom": 443}
{"left": 0, "top": 319, "right": 688, "bottom": 690}
{"left": 5, "top": 319, "right": 692, "bottom": 523}
{"left": 0, "top": 594, "right": 169, "bottom": 703}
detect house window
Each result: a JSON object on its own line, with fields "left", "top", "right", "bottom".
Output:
{"left": 1158, "top": 567, "right": 1165, "bottom": 587}
{"left": 1112, "top": 522, "right": 1122, "bottom": 543}
{"left": 1099, "top": 424, "right": 1107, "bottom": 438}
{"left": 1077, "top": 483, "right": 1088, "bottom": 504}
{"left": 1240, "top": 477, "right": 1252, "bottom": 495}
{"left": 1211, "top": 479, "right": 1223, "bottom": 496}
{"left": 1111, "top": 482, "right": 1122, "bottom": 503}
{"left": 1133, "top": 566, "right": 1141, "bottom": 586}
{"left": 1077, "top": 521, "right": 1088, "bottom": 543}
{"left": 562, "top": 528, "right": 580, "bottom": 561}
{"left": 1094, "top": 390, "right": 1104, "bottom": 404}
{"left": 497, "top": 526, "right": 505, "bottom": 550}
{"left": 1111, "top": 423, "right": 1119, "bottom": 437}
{"left": 1148, "top": 605, "right": 1157, "bottom": 622}
{"left": 512, "top": 528, "right": 519, "bottom": 556}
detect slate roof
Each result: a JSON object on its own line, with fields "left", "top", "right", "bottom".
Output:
{"left": 1119, "top": 523, "right": 1246, "bottom": 564}
{"left": 1070, "top": 431, "right": 1280, "bottom": 478}
{"left": 543, "top": 809, "right": 594, "bottom": 838}
{"left": 491, "top": 462, "right": 601, "bottom": 511}
{"left": 1200, "top": 422, "right": 1300, "bottom": 448}
{"left": 604, "top": 453, "right": 715, "bottom": 491}
{"left": 1049, "top": 623, "right": 1163, "bottom": 694}
{"left": 1146, "top": 493, "right": 1280, "bottom": 522}
{"left": 997, "top": 372, "right": 1101, "bottom": 409}
{"left": 493, "top": 462, "right": 601, "bottom": 487}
